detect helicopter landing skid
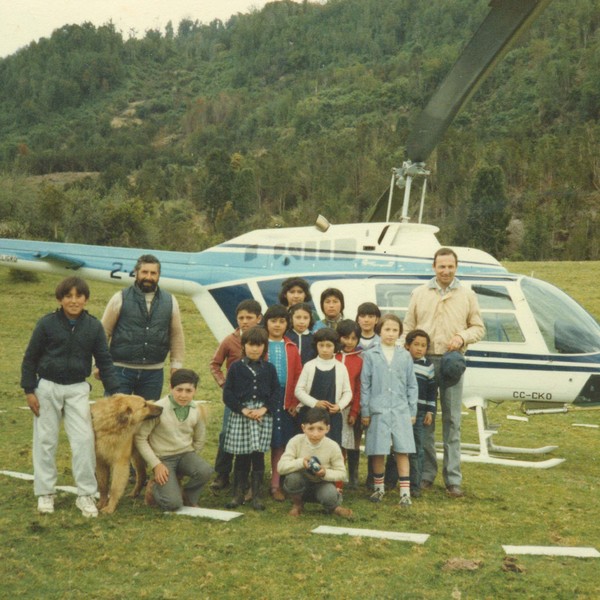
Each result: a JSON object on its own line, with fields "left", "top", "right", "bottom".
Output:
{"left": 437, "top": 397, "right": 565, "bottom": 469}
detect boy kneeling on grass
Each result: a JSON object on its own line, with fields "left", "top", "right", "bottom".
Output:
{"left": 135, "top": 369, "right": 213, "bottom": 511}
{"left": 277, "top": 407, "right": 353, "bottom": 519}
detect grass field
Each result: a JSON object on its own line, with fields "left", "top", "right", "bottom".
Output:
{"left": 1, "top": 263, "right": 599, "bottom": 599}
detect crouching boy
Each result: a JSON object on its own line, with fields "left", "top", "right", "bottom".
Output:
{"left": 277, "top": 407, "right": 353, "bottom": 519}
{"left": 135, "top": 369, "right": 213, "bottom": 511}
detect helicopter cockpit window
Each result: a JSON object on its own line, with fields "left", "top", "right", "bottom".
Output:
{"left": 471, "top": 284, "right": 524, "bottom": 343}
{"left": 375, "top": 283, "right": 416, "bottom": 320}
{"left": 521, "top": 277, "right": 600, "bottom": 354}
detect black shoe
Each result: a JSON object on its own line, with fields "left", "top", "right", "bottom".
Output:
{"left": 446, "top": 485, "right": 465, "bottom": 498}
{"left": 225, "top": 471, "right": 247, "bottom": 509}
{"left": 410, "top": 487, "right": 421, "bottom": 499}
{"left": 250, "top": 471, "right": 265, "bottom": 511}
{"left": 210, "top": 474, "right": 230, "bottom": 492}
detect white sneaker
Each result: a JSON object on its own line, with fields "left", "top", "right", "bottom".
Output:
{"left": 76, "top": 495, "right": 98, "bottom": 518}
{"left": 369, "top": 489, "right": 385, "bottom": 503}
{"left": 37, "top": 495, "right": 55, "bottom": 514}
{"left": 399, "top": 494, "right": 412, "bottom": 508}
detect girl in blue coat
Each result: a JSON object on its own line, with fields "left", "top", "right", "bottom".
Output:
{"left": 361, "top": 314, "right": 418, "bottom": 507}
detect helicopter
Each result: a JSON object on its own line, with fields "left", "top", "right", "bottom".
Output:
{"left": 2, "top": 0, "right": 599, "bottom": 468}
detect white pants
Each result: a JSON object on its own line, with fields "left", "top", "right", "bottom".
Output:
{"left": 33, "top": 378, "right": 97, "bottom": 496}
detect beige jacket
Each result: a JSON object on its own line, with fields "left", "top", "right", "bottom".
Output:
{"left": 403, "top": 278, "right": 484, "bottom": 355}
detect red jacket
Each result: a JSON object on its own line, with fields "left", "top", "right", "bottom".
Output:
{"left": 336, "top": 349, "right": 363, "bottom": 420}
{"left": 267, "top": 337, "right": 302, "bottom": 410}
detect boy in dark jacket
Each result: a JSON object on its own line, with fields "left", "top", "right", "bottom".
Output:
{"left": 404, "top": 329, "right": 437, "bottom": 497}
{"left": 21, "top": 276, "right": 119, "bottom": 517}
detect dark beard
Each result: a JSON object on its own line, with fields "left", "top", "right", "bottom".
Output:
{"left": 136, "top": 279, "right": 158, "bottom": 293}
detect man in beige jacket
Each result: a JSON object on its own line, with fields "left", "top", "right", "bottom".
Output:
{"left": 403, "top": 248, "right": 484, "bottom": 497}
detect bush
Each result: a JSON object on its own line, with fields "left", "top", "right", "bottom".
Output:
{"left": 8, "top": 268, "right": 39, "bottom": 283}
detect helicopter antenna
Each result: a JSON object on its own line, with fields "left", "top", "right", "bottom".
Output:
{"left": 367, "top": 0, "right": 552, "bottom": 223}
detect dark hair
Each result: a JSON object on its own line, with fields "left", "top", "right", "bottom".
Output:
{"left": 236, "top": 299, "right": 262, "bottom": 317}
{"left": 278, "top": 277, "right": 312, "bottom": 306}
{"left": 289, "top": 302, "right": 315, "bottom": 330}
{"left": 241, "top": 326, "right": 269, "bottom": 357}
{"left": 170, "top": 368, "right": 199, "bottom": 388}
{"left": 319, "top": 287, "right": 345, "bottom": 314}
{"left": 405, "top": 329, "right": 430, "bottom": 347}
{"left": 312, "top": 327, "right": 340, "bottom": 352}
{"left": 303, "top": 406, "right": 330, "bottom": 426}
{"left": 263, "top": 304, "right": 290, "bottom": 330}
{"left": 135, "top": 254, "right": 161, "bottom": 273}
{"left": 433, "top": 247, "right": 458, "bottom": 266}
{"left": 376, "top": 313, "right": 403, "bottom": 335}
{"left": 336, "top": 319, "right": 361, "bottom": 339}
{"left": 356, "top": 301, "right": 381, "bottom": 319}
{"left": 55, "top": 277, "right": 90, "bottom": 300}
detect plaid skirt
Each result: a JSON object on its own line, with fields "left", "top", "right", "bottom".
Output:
{"left": 223, "top": 400, "right": 273, "bottom": 454}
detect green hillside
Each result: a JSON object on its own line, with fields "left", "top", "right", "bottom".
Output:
{"left": 0, "top": 0, "right": 598, "bottom": 259}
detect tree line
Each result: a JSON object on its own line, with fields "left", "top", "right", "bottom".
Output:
{"left": 0, "top": 0, "right": 598, "bottom": 260}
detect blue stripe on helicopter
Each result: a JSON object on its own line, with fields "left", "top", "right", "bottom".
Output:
{"left": 466, "top": 359, "right": 600, "bottom": 373}
{"left": 467, "top": 350, "right": 600, "bottom": 365}
{"left": 220, "top": 242, "right": 507, "bottom": 270}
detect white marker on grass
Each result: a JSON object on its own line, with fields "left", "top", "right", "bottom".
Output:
{"left": 167, "top": 506, "right": 243, "bottom": 521}
{"left": 0, "top": 470, "right": 34, "bottom": 480}
{"left": 312, "top": 525, "right": 429, "bottom": 544}
{"left": 502, "top": 545, "right": 600, "bottom": 558}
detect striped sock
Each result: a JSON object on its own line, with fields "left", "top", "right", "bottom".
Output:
{"left": 373, "top": 473, "right": 385, "bottom": 492}
{"left": 399, "top": 476, "right": 411, "bottom": 498}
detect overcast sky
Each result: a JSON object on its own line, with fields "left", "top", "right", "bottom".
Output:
{"left": 0, "top": 1, "right": 273, "bottom": 58}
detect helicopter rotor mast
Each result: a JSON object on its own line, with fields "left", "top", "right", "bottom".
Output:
{"left": 369, "top": 0, "right": 552, "bottom": 224}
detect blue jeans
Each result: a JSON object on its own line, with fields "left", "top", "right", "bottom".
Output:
{"left": 114, "top": 367, "right": 164, "bottom": 400}
{"left": 409, "top": 412, "right": 427, "bottom": 490}
{"left": 421, "top": 356, "right": 465, "bottom": 487}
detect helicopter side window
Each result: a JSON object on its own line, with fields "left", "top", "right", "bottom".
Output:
{"left": 471, "top": 285, "right": 515, "bottom": 310}
{"left": 471, "top": 284, "right": 525, "bottom": 343}
{"left": 480, "top": 313, "right": 525, "bottom": 343}
{"left": 521, "top": 277, "right": 600, "bottom": 354}
{"left": 375, "top": 283, "right": 416, "bottom": 320}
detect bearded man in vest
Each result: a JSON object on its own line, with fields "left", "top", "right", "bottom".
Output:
{"left": 96, "top": 254, "right": 185, "bottom": 400}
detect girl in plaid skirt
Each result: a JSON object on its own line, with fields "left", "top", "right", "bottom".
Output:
{"left": 223, "top": 326, "right": 280, "bottom": 510}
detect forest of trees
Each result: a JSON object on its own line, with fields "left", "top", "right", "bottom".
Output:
{"left": 0, "top": 0, "right": 598, "bottom": 259}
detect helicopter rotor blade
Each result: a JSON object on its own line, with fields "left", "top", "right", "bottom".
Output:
{"left": 366, "top": 0, "right": 552, "bottom": 223}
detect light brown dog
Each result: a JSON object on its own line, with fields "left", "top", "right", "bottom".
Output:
{"left": 91, "top": 393, "right": 163, "bottom": 514}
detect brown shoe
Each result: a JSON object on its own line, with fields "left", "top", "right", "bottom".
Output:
{"left": 420, "top": 480, "right": 433, "bottom": 490}
{"left": 288, "top": 493, "right": 303, "bottom": 516}
{"left": 446, "top": 485, "right": 465, "bottom": 498}
{"left": 333, "top": 506, "right": 354, "bottom": 519}
{"left": 144, "top": 480, "right": 157, "bottom": 507}
{"left": 271, "top": 487, "right": 286, "bottom": 502}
